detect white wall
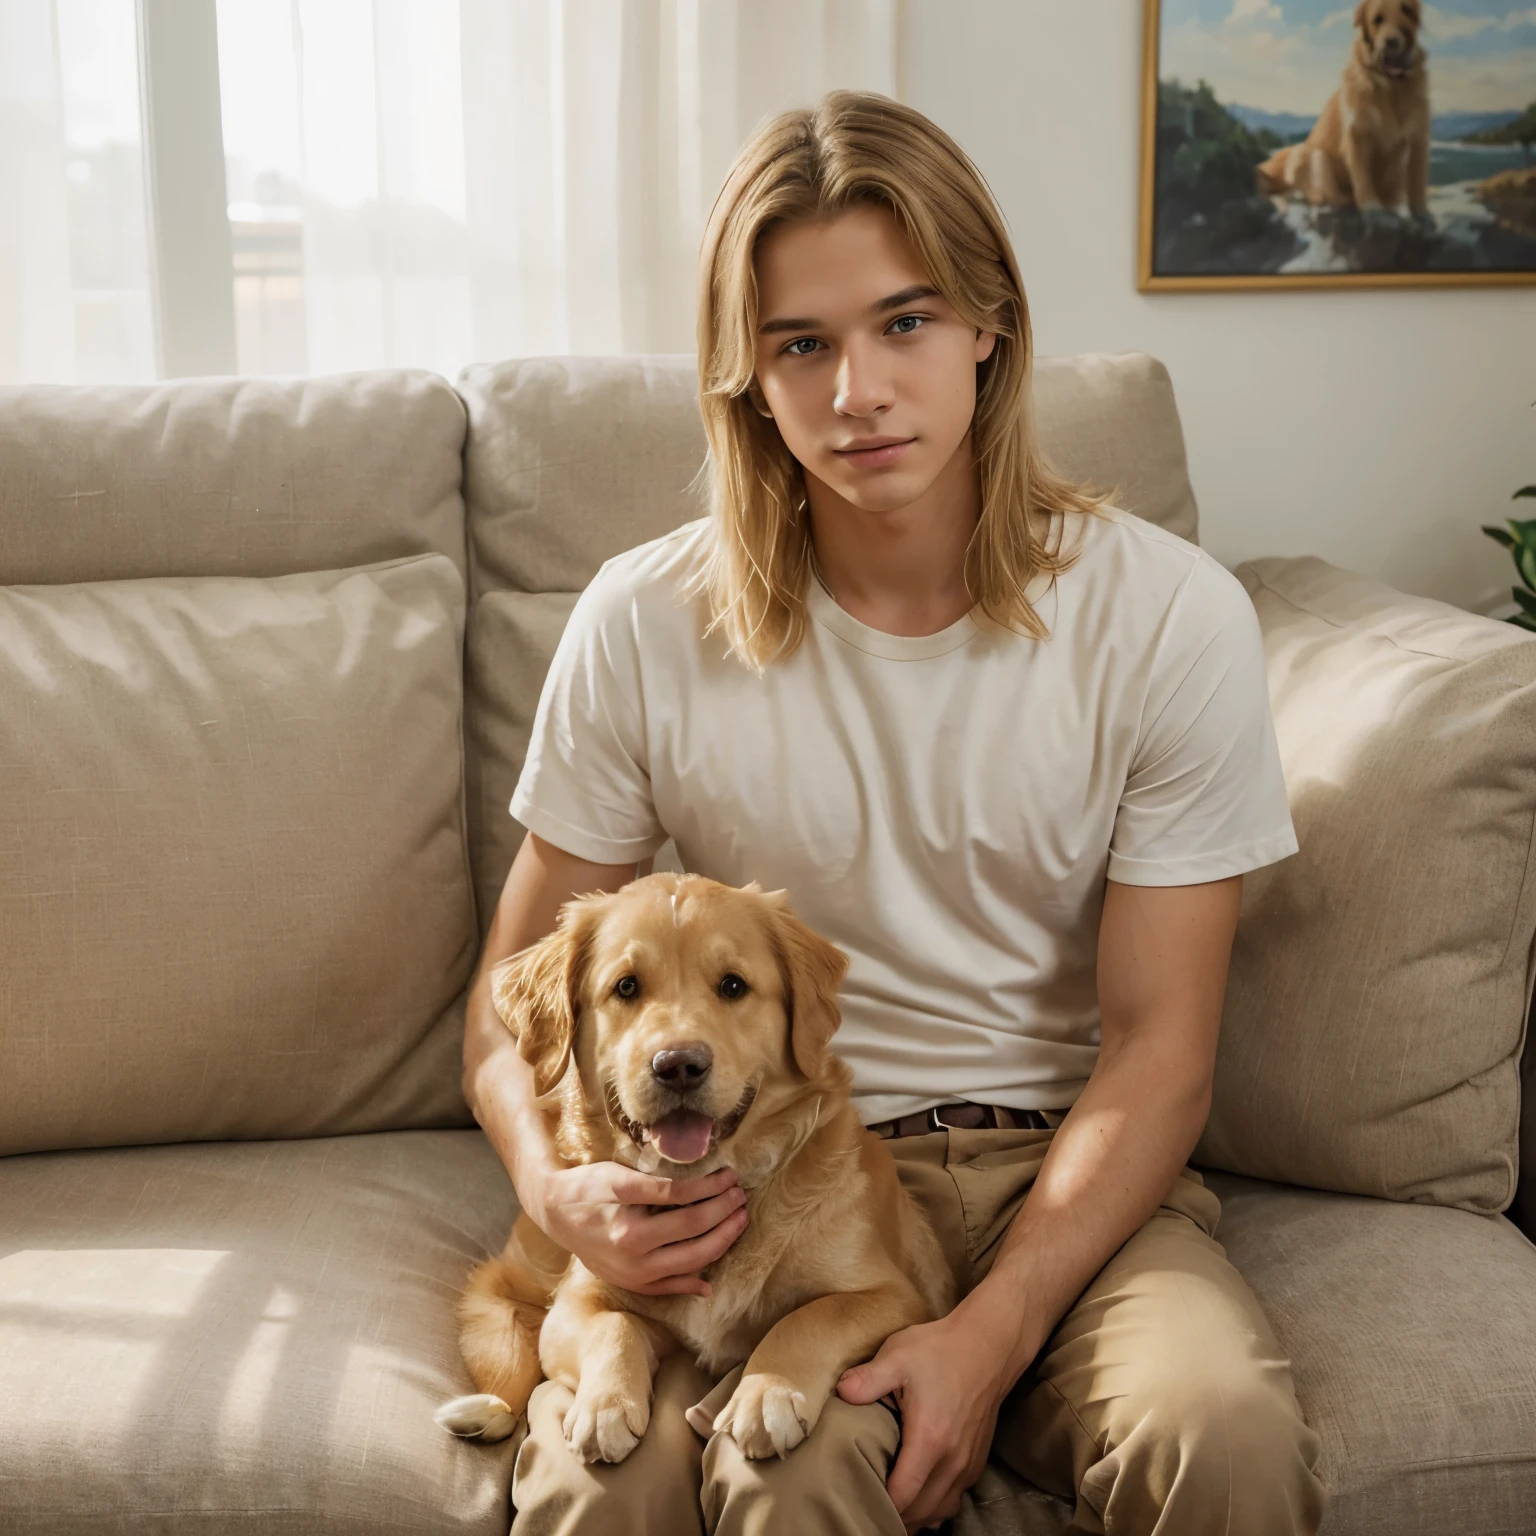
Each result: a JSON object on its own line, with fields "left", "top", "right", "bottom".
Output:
{"left": 900, "top": 0, "right": 1531, "bottom": 611}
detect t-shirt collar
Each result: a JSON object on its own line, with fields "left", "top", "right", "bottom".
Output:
{"left": 805, "top": 561, "right": 1056, "bottom": 660}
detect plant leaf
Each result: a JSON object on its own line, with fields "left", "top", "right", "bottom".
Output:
{"left": 1509, "top": 610, "right": 1536, "bottom": 632}
{"left": 1513, "top": 486, "right": 1536, "bottom": 500}
{"left": 1521, "top": 544, "right": 1536, "bottom": 591}
{"left": 1484, "top": 523, "right": 1517, "bottom": 548}
{"left": 1512, "top": 517, "right": 1536, "bottom": 544}
{"left": 1515, "top": 586, "right": 1536, "bottom": 617}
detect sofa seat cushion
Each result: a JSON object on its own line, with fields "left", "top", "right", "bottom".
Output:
{"left": 0, "top": 555, "right": 478, "bottom": 1155}
{"left": 0, "top": 1131, "right": 517, "bottom": 1535}
{"left": 1205, "top": 1171, "right": 1536, "bottom": 1534}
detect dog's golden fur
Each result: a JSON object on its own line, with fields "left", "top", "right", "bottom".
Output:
{"left": 1256, "top": 0, "right": 1430, "bottom": 215}
{"left": 439, "top": 873, "right": 953, "bottom": 1463}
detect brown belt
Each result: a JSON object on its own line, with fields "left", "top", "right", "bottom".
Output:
{"left": 868, "top": 1102, "right": 1057, "bottom": 1140}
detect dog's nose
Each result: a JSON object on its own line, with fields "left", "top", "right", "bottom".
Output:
{"left": 651, "top": 1044, "right": 713, "bottom": 1090}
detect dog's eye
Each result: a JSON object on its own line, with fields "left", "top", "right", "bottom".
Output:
{"left": 718, "top": 973, "right": 749, "bottom": 1001}
{"left": 614, "top": 975, "right": 639, "bottom": 1000}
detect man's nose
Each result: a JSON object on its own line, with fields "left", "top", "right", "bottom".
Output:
{"left": 834, "top": 343, "right": 894, "bottom": 418}
{"left": 651, "top": 1043, "right": 713, "bottom": 1090}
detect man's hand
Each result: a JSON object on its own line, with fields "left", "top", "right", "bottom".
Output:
{"left": 529, "top": 1159, "right": 749, "bottom": 1298}
{"left": 836, "top": 1308, "right": 1022, "bottom": 1533}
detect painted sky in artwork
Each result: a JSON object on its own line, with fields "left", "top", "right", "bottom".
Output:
{"left": 1159, "top": 0, "right": 1536, "bottom": 112}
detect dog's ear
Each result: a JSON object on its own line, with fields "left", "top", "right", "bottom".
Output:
{"left": 766, "top": 894, "right": 849, "bottom": 1078}
{"left": 1353, "top": 0, "right": 1368, "bottom": 33}
{"left": 490, "top": 900, "right": 597, "bottom": 1097}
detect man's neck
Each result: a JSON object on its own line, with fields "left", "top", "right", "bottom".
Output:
{"left": 806, "top": 435, "right": 980, "bottom": 639}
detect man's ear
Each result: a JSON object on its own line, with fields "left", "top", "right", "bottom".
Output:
{"left": 766, "top": 894, "right": 849, "bottom": 1078}
{"left": 490, "top": 900, "right": 597, "bottom": 1097}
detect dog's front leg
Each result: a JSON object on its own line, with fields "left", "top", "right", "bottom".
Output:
{"left": 1343, "top": 129, "right": 1386, "bottom": 209}
{"left": 1406, "top": 130, "right": 1430, "bottom": 218}
{"left": 704, "top": 1284, "right": 927, "bottom": 1458}
{"left": 540, "top": 1270, "right": 675, "bottom": 1464}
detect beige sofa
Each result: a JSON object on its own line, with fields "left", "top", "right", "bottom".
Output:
{"left": 1, "top": 354, "right": 1532, "bottom": 1536}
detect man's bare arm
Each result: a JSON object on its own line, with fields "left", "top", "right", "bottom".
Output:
{"left": 951, "top": 874, "right": 1240, "bottom": 1381}
{"left": 460, "top": 831, "right": 640, "bottom": 1212}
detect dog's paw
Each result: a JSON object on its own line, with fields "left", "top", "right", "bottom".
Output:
{"left": 562, "top": 1384, "right": 650, "bottom": 1463}
{"left": 712, "top": 1372, "right": 814, "bottom": 1459}
{"left": 435, "top": 1393, "right": 521, "bottom": 1442}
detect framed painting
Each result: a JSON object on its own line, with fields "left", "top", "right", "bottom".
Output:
{"left": 1138, "top": 0, "right": 1536, "bottom": 288}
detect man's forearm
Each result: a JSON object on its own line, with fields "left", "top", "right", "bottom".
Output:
{"left": 461, "top": 835, "right": 643, "bottom": 1214}
{"left": 463, "top": 964, "right": 561, "bottom": 1219}
{"left": 954, "top": 1027, "right": 1213, "bottom": 1384}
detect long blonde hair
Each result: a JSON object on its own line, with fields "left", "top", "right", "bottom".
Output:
{"left": 692, "top": 90, "right": 1107, "bottom": 672}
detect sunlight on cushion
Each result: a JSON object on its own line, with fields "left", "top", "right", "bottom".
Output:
{"left": 0, "top": 1248, "right": 229, "bottom": 1318}
{"left": 213, "top": 1286, "right": 298, "bottom": 1454}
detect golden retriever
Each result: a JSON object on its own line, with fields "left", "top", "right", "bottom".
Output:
{"left": 436, "top": 873, "right": 952, "bottom": 1463}
{"left": 1256, "top": 0, "right": 1430, "bottom": 217}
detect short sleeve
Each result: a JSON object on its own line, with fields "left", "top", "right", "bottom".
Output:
{"left": 1107, "top": 555, "right": 1297, "bottom": 886}
{"left": 509, "top": 567, "right": 670, "bottom": 866}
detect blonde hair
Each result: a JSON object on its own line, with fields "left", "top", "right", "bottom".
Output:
{"left": 691, "top": 90, "right": 1108, "bottom": 673}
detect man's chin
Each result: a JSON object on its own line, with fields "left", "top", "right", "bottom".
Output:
{"left": 818, "top": 468, "right": 940, "bottom": 517}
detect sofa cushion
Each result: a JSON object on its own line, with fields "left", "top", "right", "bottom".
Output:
{"left": 1206, "top": 1172, "right": 1536, "bottom": 1535}
{"left": 1198, "top": 556, "right": 1536, "bottom": 1214}
{"left": 0, "top": 371, "right": 467, "bottom": 586}
{"left": 458, "top": 351, "right": 1200, "bottom": 928}
{"left": 0, "top": 1132, "right": 517, "bottom": 1534}
{"left": 0, "top": 556, "right": 477, "bottom": 1155}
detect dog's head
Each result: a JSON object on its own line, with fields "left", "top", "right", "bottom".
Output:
{"left": 490, "top": 873, "right": 848, "bottom": 1168}
{"left": 1353, "top": 0, "right": 1422, "bottom": 77}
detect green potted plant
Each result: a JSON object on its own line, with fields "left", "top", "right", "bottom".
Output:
{"left": 1482, "top": 490, "right": 1536, "bottom": 633}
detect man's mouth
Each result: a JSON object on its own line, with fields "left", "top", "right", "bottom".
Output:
{"left": 832, "top": 436, "right": 915, "bottom": 468}
{"left": 608, "top": 1083, "right": 758, "bottom": 1165}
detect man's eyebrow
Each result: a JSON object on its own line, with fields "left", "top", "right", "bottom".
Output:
{"left": 757, "top": 284, "right": 941, "bottom": 335}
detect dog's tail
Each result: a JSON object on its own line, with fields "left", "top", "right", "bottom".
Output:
{"left": 437, "top": 1216, "right": 568, "bottom": 1442}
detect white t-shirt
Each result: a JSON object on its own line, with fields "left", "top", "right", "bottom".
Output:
{"left": 511, "top": 507, "right": 1297, "bottom": 1122}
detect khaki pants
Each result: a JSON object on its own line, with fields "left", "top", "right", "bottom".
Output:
{"left": 510, "top": 1126, "right": 1326, "bottom": 1535}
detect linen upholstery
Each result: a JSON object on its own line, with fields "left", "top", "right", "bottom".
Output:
{"left": 1199, "top": 558, "right": 1536, "bottom": 1214}
{"left": 0, "top": 1132, "right": 518, "bottom": 1534}
{"left": 458, "top": 351, "right": 1202, "bottom": 930}
{"left": 0, "top": 557, "right": 477, "bottom": 1155}
{"left": 0, "top": 372, "right": 468, "bottom": 586}
{"left": 1206, "top": 1171, "right": 1536, "bottom": 1534}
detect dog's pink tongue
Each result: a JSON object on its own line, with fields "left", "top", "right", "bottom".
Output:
{"left": 652, "top": 1109, "right": 714, "bottom": 1164}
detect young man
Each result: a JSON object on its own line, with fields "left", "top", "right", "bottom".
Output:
{"left": 463, "top": 92, "right": 1326, "bottom": 1535}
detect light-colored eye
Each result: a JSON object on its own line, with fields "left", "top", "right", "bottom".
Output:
{"left": 718, "top": 973, "right": 749, "bottom": 1001}
{"left": 784, "top": 337, "right": 820, "bottom": 357}
{"left": 888, "top": 314, "right": 925, "bottom": 335}
{"left": 614, "top": 975, "right": 639, "bottom": 1000}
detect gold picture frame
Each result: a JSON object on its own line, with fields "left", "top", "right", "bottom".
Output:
{"left": 1138, "top": 0, "right": 1536, "bottom": 291}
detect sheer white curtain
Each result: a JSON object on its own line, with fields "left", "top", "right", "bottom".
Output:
{"left": 280, "top": 0, "right": 898, "bottom": 375}
{"left": 0, "top": 0, "right": 156, "bottom": 384}
{"left": 0, "top": 0, "right": 896, "bottom": 384}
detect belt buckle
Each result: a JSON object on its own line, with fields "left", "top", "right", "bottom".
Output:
{"left": 928, "top": 1103, "right": 971, "bottom": 1132}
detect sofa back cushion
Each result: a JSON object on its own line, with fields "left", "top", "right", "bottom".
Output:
{"left": 1199, "top": 557, "right": 1536, "bottom": 1214}
{"left": 0, "top": 372, "right": 467, "bottom": 584}
{"left": 0, "top": 373, "right": 478, "bottom": 1154}
{"left": 459, "top": 350, "right": 1200, "bottom": 927}
{"left": 0, "top": 557, "right": 476, "bottom": 1155}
